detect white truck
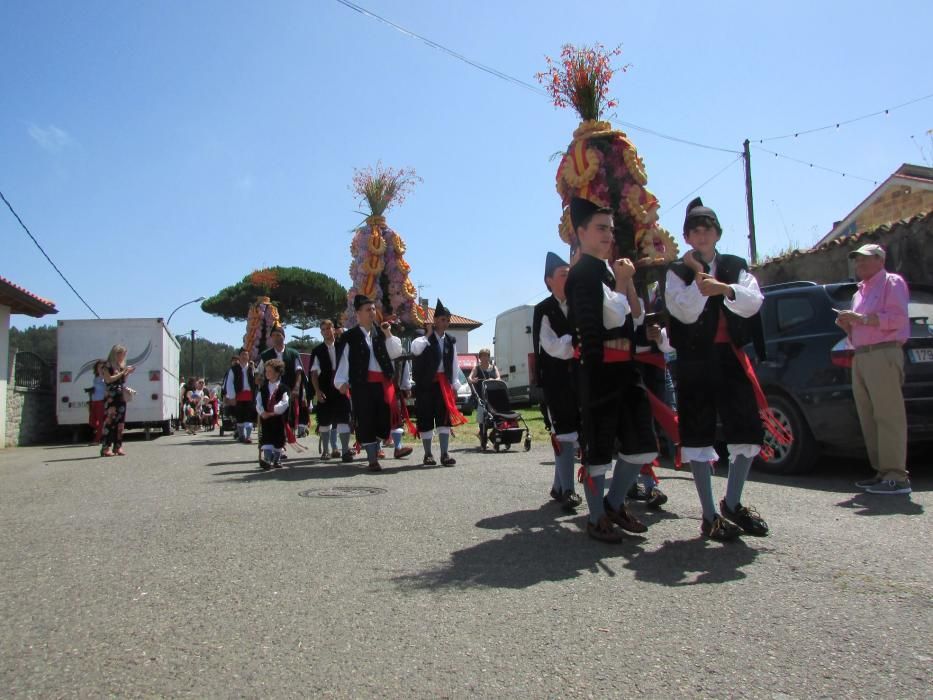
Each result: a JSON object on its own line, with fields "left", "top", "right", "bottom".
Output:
{"left": 493, "top": 305, "right": 538, "bottom": 405}
{"left": 57, "top": 318, "right": 181, "bottom": 439}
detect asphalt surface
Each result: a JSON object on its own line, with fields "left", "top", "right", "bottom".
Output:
{"left": 1, "top": 431, "right": 930, "bottom": 699}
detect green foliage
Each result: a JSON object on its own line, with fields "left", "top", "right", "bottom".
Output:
{"left": 201, "top": 267, "right": 347, "bottom": 327}
{"left": 176, "top": 335, "right": 238, "bottom": 383}
{"left": 8, "top": 325, "right": 57, "bottom": 362}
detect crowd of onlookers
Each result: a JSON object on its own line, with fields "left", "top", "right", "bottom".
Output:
{"left": 178, "top": 377, "right": 221, "bottom": 434}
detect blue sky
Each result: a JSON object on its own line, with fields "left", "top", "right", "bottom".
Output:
{"left": 3, "top": 0, "right": 931, "bottom": 352}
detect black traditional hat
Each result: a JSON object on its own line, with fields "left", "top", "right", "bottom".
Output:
{"left": 683, "top": 197, "right": 722, "bottom": 235}
{"left": 544, "top": 251, "right": 569, "bottom": 278}
{"left": 434, "top": 299, "right": 451, "bottom": 318}
{"left": 569, "top": 197, "right": 612, "bottom": 231}
{"left": 353, "top": 294, "right": 374, "bottom": 310}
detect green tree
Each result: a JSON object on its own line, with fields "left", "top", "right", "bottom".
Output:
{"left": 177, "top": 335, "right": 239, "bottom": 384}
{"left": 201, "top": 267, "right": 346, "bottom": 328}
{"left": 8, "top": 325, "right": 57, "bottom": 362}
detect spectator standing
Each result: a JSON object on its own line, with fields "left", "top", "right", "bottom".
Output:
{"left": 88, "top": 360, "right": 107, "bottom": 445}
{"left": 836, "top": 243, "right": 912, "bottom": 495}
{"left": 100, "top": 345, "right": 135, "bottom": 457}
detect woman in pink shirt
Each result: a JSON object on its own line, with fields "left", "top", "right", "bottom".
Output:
{"left": 836, "top": 243, "right": 911, "bottom": 495}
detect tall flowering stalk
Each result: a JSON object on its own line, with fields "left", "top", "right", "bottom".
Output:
{"left": 345, "top": 163, "right": 425, "bottom": 330}
{"left": 351, "top": 162, "right": 422, "bottom": 217}
{"left": 536, "top": 43, "right": 626, "bottom": 122}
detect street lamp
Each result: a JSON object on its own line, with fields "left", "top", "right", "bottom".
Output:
{"left": 167, "top": 296, "right": 205, "bottom": 327}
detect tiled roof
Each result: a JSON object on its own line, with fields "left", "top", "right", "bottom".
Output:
{"left": 754, "top": 210, "right": 932, "bottom": 269}
{"left": 423, "top": 307, "right": 482, "bottom": 329}
{"left": 0, "top": 275, "right": 58, "bottom": 317}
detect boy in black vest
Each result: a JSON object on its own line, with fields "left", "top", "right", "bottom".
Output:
{"left": 411, "top": 300, "right": 466, "bottom": 466}
{"left": 333, "top": 295, "right": 404, "bottom": 471}
{"left": 224, "top": 348, "right": 257, "bottom": 443}
{"left": 259, "top": 324, "right": 304, "bottom": 433}
{"left": 311, "top": 319, "right": 353, "bottom": 461}
{"left": 256, "top": 358, "right": 290, "bottom": 469}
{"left": 665, "top": 197, "right": 769, "bottom": 540}
{"left": 533, "top": 252, "right": 583, "bottom": 513}
{"left": 565, "top": 197, "right": 657, "bottom": 543}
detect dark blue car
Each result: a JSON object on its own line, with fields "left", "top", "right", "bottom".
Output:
{"left": 752, "top": 281, "right": 933, "bottom": 474}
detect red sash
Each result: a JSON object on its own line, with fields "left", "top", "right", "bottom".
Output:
{"left": 729, "top": 345, "right": 793, "bottom": 460}
{"left": 235, "top": 390, "right": 253, "bottom": 402}
{"left": 435, "top": 372, "right": 468, "bottom": 426}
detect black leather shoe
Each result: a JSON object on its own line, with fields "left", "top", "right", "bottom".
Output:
{"left": 720, "top": 500, "right": 769, "bottom": 536}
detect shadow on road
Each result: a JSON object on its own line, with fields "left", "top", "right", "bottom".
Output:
{"left": 834, "top": 492, "right": 925, "bottom": 516}
{"left": 213, "top": 459, "right": 439, "bottom": 483}
{"left": 393, "top": 503, "right": 759, "bottom": 591}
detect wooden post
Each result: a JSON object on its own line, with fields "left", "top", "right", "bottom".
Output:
{"left": 743, "top": 139, "right": 758, "bottom": 265}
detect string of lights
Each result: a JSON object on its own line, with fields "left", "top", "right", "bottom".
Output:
{"left": 0, "top": 189, "right": 101, "bottom": 318}
{"left": 752, "top": 92, "right": 933, "bottom": 143}
{"left": 660, "top": 155, "right": 745, "bottom": 215}
{"left": 751, "top": 146, "right": 879, "bottom": 185}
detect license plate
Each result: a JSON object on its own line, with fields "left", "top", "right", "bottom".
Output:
{"left": 909, "top": 348, "right": 933, "bottom": 363}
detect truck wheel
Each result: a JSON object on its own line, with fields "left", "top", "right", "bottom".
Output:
{"left": 755, "top": 393, "right": 818, "bottom": 475}
{"left": 161, "top": 420, "right": 173, "bottom": 436}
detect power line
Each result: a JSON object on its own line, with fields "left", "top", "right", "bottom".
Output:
{"left": 612, "top": 120, "right": 739, "bottom": 154}
{"left": 751, "top": 146, "right": 879, "bottom": 185}
{"left": 333, "top": 0, "right": 735, "bottom": 154}
{"left": 660, "top": 154, "right": 745, "bottom": 214}
{"left": 753, "top": 92, "right": 933, "bottom": 143}
{"left": 0, "top": 188, "right": 101, "bottom": 318}
{"left": 333, "top": 0, "right": 544, "bottom": 96}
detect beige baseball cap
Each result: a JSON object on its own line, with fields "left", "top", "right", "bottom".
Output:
{"left": 848, "top": 243, "right": 886, "bottom": 260}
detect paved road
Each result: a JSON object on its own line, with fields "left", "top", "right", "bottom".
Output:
{"left": 1, "top": 432, "right": 930, "bottom": 698}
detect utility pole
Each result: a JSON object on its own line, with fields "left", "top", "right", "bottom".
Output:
{"left": 189, "top": 330, "right": 197, "bottom": 379}
{"left": 743, "top": 139, "right": 758, "bottom": 265}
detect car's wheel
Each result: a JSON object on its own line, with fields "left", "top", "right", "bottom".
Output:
{"left": 755, "top": 393, "right": 819, "bottom": 475}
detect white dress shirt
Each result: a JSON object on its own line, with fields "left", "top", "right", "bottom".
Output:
{"left": 539, "top": 297, "right": 575, "bottom": 361}
{"left": 411, "top": 332, "right": 461, "bottom": 391}
{"left": 256, "top": 380, "right": 290, "bottom": 415}
{"left": 333, "top": 326, "right": 403, "bottom": 389}
{"left": 310, "top": 342, "right": 339, "bottom": 375}
{"left": 665, "top": 257, "right": 763, "bottom": 324}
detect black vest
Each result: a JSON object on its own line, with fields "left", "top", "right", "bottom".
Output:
{"left": 566, "top": 254, "right": 636, "bottom": 368}
{"left": 311, "top": 342, "right": 340, "bottom": 388}
{"left": 259, "top": 381, "right": 289, "bottom": 411}
{"left": 667, "top": 253, "right": 766, "bottom": 359}
{"left": 413, "top": 333, "right": 456, "bottom": 388}
{"left": 232, "top": 363, "right": 254, "bottom": 394}
{"left": 342, "top": 325, "right": 394, "bottom": 385}
{"left": 533, "top": 295, "right": 574, "bottom": 390}
{"left": 260, "top": 346, "right": 301, "bottom": 389}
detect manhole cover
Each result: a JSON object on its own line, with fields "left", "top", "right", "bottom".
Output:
{"left": 299, "top": 486, "right": 387, "bottom": 498}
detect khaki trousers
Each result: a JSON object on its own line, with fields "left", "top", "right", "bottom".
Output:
{"left": 852, "top": 345, "right": 908, "bottom": 481}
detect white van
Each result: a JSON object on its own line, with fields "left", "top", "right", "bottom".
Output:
{"left": 493, "top": 305, "right": 537, "bottom": 404}
{"left": 57, "top": 318, "right": 180, "bottom": 438}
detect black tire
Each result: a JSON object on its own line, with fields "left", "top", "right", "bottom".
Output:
{"left": 480, "top": 428, "right": 488, "bottom": 451}
{"left": 162, "top": 420, "right": 173, "bottom": 436}
{"left": 755, "top": 392, "right": 819, "bottom": 475}
{"left": 493, "top": 440, "right": 501, "bottom": 453}
{"left": 523, "top": 436, "right": 531, "bottom": 452}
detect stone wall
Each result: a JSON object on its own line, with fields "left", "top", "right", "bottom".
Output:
{"left": 5, "top": 385, "right": 57, "bottom": 447}
{"left": 754, "top": 212, "right": 933, "bottom": 288}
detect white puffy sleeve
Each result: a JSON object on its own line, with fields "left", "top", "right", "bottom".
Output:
{"left": 724, "top": 269, "right": 764, "bottom": 318}
{"left": 665, "top": 269, "right": 708, "bottom": 324}
{"left": 539, "top": 315, "right": 574, "bottom": 360}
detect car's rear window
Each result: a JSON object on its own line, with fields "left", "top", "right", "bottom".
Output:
{"left": 909, "top": 289, "right": 933, "bottom": 325}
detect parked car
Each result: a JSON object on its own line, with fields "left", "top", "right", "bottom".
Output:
{"left": 750, "top": 281, "right": 933, "bottom": 474}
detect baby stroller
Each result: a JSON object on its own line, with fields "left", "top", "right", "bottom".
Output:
{"left": 473, "top": 379, "right": 531, "bottom": 452}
